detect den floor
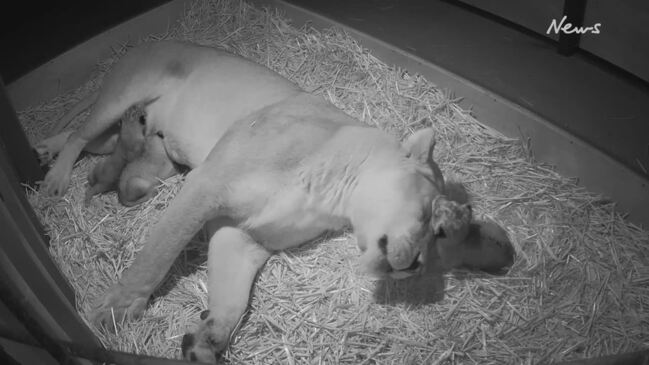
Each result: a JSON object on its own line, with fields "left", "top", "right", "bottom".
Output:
{"left": 2, "top": 0, "right": 648, "bottom": 179}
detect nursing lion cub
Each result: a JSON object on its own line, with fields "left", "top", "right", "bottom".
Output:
{"left": 35, "top": 41, "right": 513, "bottom": 363}
{"left": 84, "top": 98, "right": 178, "bottom": 206}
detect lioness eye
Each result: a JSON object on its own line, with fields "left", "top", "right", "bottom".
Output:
{"left": 378, "top": 235, "right": 388, "bottom": 255}
{"left": 139, "top": 115, "right": 146, "bottom": 125}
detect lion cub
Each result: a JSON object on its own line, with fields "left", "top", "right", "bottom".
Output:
{"left": 84, "top": 102, "right": 148, "bottom": 204}
{"left": 85, "top": 100, "right": 178, "bottom": 206}
{"left": 116, "top": 129, "right": 179, "bottom": 207}
{"left": 433, "top": 181, "right": 515, "bottom": 274}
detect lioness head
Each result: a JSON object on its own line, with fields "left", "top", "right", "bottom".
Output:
{"left": 351, "top": 128, "right": 448, "bottom": 279}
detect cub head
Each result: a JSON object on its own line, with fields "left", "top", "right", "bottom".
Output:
{"left": 351, "top": 128, "right": 448, "bottom": 279}
{"left": 119, "top": 97, "right": 159, "bottom": 160}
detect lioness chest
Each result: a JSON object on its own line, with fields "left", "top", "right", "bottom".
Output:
{"left": 241, "top": 180, "right": 349, "bottom": 250}
{"left": 200, "top": 94, "right": 365, "bottom": 250}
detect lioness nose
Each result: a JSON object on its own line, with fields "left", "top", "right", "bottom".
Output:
{"left": 387, "top": 246, "right": 418, "bottom": 271}
{"left": 180, "top": 333, "right": 195, "bottom": 357}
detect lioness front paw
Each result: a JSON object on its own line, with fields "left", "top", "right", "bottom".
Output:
{"left": 34, "top": 141, "right": 58, "bottom": 165}
{"left": 41, "top": 167, "right": 72, "bottom": 197}
{"left": 89, "top": 284, "right": 149, "bottom": 329}
{"left": 34, "top": 131, "right": 73, "bottom": 164}
{"left": 181, "top": 312, "right": 230, "bottom": 363}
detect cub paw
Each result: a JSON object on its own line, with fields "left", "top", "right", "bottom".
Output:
{"left": 181, "top": 314, "right": 230, "bottom": 363}
{"left": 88, "top": 284, "right": 149, "bottom": 330}
{"left": 84, "top": 159, "right": 121, "bottom": 204}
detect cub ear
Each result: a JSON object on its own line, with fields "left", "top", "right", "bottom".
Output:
{"left": 143, "top": 95, "right": 161, "bottom": 107}
{"left": 402, "top": 128, "right": 436, "bottom": 164}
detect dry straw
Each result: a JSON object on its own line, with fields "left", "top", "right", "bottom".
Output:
{"left": 20, "top": 0, "right": 649, "bottom": 364}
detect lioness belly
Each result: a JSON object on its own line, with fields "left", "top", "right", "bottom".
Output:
{"left": 145, "top": 50, "right": 301, "bottom": 167}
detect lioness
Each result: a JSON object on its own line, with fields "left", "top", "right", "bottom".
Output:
{"left": 35, "top": 41, "right": 513, "bottom": 363}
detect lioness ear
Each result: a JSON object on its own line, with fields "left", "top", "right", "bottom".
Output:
{"left": 402, "top": 128, "right": 436, "bottom": 163}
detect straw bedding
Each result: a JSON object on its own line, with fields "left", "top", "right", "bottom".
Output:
{"left": 19, "top": 0, "right": 649, "bottom": 363}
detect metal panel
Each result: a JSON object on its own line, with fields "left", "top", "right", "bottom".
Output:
{"left": 580, "top": 0, "right": 649, "bottom": 83}
{"left": 457, "top": 0, "right": 564, "bottom": 40}
{"left": 0, "top": 201, "right": 101, "bottom": 356}
{"left": 0, "top": 118, "right": 74, "bottom": 303}
{"left": 0, "top": 338, "right": 58, "bottom": 365}
{"left": 0, "top": 79, "right": 44, "bottom": 186}
{"left": 7, "top": 0, "right": 194, "bottom": 111}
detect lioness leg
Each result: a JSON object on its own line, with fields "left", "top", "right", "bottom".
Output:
{"left": 89, "top": 167, "right": 220, "bottom": 326}
{"left": 36, "top": 125, "right": 120, "bottom": 165}
{"left": 181, "top": 227, "right": 270, "bottom": 363}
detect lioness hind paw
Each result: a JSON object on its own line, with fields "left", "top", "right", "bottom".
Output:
{"left": 181, "top": 332, "right": 224, "bottom": 364}
{"left": 182, "top": 316, "right": 230, "bottom": 363}
{"left": 88, "top": 293, "right": 148, "bottom": 331}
